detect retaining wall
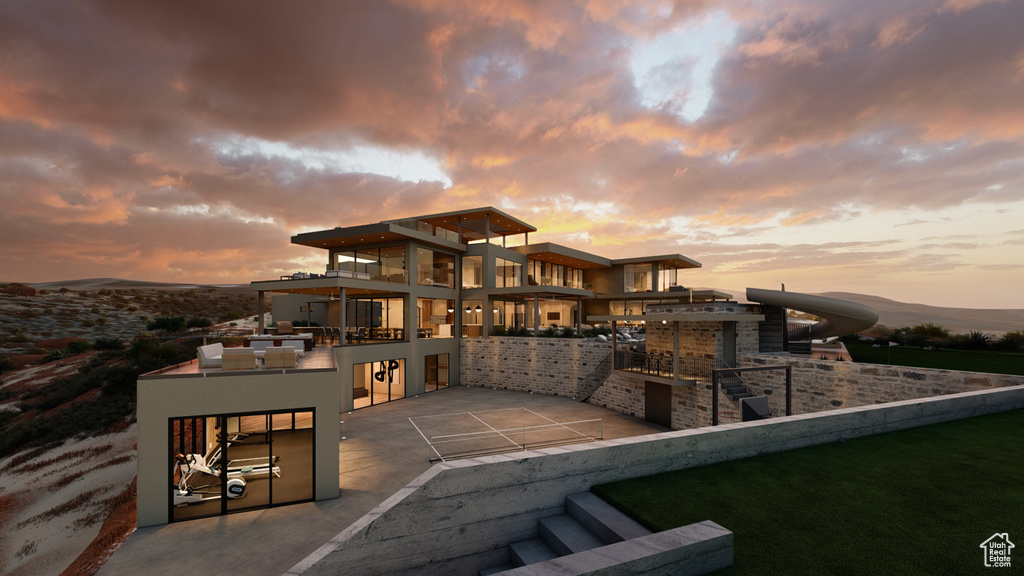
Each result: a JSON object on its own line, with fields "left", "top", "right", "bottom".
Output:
{"left": 293, "top": 385, "right": 1024, "bottom": 576}
{"left": 739, "top": 354, "right": 1024, "bottom": 417}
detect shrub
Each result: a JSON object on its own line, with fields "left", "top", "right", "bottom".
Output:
{"left": 0, "top": 356, "right": 15, "bottom": 374}
{"left": 43, "top": 349, "right": 67, "bottom": 363}
{"left": 146, "top": 315, "right": 187, "bottom": 333}
{"left": 66, "top": 340, "right": 93, "bottom": 355}
{"left": 491, "top": 325, "right": 508, "bottom": 336}
{"left": 962, "top": 331, "right": 993, "bottom": 350}
{"left": 218, "top": 311, "right": 244, "bottom": 322}
{"left": 993, "top": 330, "right": 1024, "bottom": 353}
{"left": 539, "top": 327, "right": 557, "bottom": 338}
{"left": 186, "top": 317, "right": 213, "bottom": 329}
{"left": 80, "top": 319, "right": 95, "bottom": 328}
{"left": 94, "top": 337, "right": 126, "bottom": 351}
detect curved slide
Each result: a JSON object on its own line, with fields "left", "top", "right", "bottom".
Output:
{"left": 746, "top": 287, "right": 879, "bottom": 340}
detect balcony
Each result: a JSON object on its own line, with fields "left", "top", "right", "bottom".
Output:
{"left": 614, "top": 351, "right": 721, "bottom": 383}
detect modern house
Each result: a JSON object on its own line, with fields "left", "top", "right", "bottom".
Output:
{"left": 258, "top": 206, "right": 732, "bottom": 410}
{"left": 135, "top": 206, "right": 876, "bottom": 527}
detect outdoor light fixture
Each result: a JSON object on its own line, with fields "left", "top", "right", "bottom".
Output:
{"left": 447, "top": 306, "right": 455, "bottom": 313}
{"left": 662, "top": 320, "right": 667, "bottom": 324}
{"left": 465, "top": 306, "right": 471, "bottom": 313}
{"left": 475, "top": 305, "right": 482, "bottom": 312}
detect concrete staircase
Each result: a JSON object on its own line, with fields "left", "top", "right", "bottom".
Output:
{"left": 719, "top": 375, "right": 754, "bottom": 402}
{"left": 480, "top": 492, "right": 732, "bottom": 576}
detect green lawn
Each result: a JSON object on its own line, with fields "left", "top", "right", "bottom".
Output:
{"left": 593, "top": 409, "right": 1024, "bottom": 575}
{"left": 845, "top": 341, "right": 1024, "bottom": 376}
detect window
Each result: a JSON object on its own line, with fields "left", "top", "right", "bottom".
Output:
{"left": 495, "top": 258, "right": 521, "bottom": 288}
{"left": 658, "top": 265, "right": 679, "bottom": 292}
{"left": 462, "top": 255, "right": 483, "bottom": 288}
{"left": 353, "top": 359, "right": 405, "bottom": 409}
{"left": 492, "top": 299, "right": 526, "bottom": 333}
{"left": 624, "top": 263, "right": 653, "bottom": 293}
{"left": 333, "top": 246, "right": 406, "bottom": 284}
{"left": 417, "top": 248, "right": 455, "bottom": 287}
{"left": 417, "top": 298, "right": 455, "bottom": 338}
{"left": 424, "top": 354, "right": 449, "bottom": 391}
{"left": 526, "top": 259, "right": 582, "bottom": 289}
{"left": 462, "top": 299, "right": 483, "bottom": 337}
{"left": 169, "top": 410, "right": 314, "bottom": 522}
{"left": 346, "top": 297, "right": 405, "bottom": 343}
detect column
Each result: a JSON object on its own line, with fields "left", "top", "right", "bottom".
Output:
{"left": 611, "top": 320, "right": 617, "bottom": 370}
{"left": 339, "top": 288, "right": 347, "bottom": 346}
{"left": 673, "top": 320, "right": 680, "bottom": 381}
{"left": 257, "top": 291, "right": 264, "bottom": 334}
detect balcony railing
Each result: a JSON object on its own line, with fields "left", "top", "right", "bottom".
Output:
{"left": 614, "top": 351, "right": 722, "bottom": 381}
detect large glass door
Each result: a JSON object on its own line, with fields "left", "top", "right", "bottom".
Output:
{"left": 169, "top": 409, "right": 315, "bottom": 522}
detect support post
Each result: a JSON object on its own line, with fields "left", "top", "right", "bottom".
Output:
{"left": 611, "top": 320, "right": 617, "bottom": 370}
{"left": 673, "top": 320, "right": 680, "bottom": 381}
{"left": 533, "top": 293, "right": 540, "bottom": 333}
{"left": 786, "top": 365, "right": 792, "bottom": 416}
{"left": 257, "top": 291, "right": 264, "bottom": 334}
{"left": 712, "top": 371, "right": 719, "bottom": 426}
{"left": 576, "top": 297, "right": 583, "bottom": 333}
{"left": 339, "top": 288, "right": 347, "bottom": 346}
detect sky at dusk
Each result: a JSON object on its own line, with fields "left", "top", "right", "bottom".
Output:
{"left": 1, "top": 0, "right": 1022, "bottom": 308}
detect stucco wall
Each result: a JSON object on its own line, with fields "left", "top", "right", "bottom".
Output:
{"left": 136, "top": 367, "right": 341, "bottom": 527}
{"left": 294, "top": 385, "right": 1024, "bottom": 576}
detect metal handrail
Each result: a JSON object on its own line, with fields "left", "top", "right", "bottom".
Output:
{"left": 614, "top": 351, "right": 720, "bottom": 381}
{"left": 716, "top": 361, "right": 778, "bottom": 418}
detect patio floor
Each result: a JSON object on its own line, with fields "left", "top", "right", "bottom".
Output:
{"left": 97, "top": 386, "right": 668, "bottom": 576}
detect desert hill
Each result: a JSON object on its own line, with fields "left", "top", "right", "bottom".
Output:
{"left": 26, "top": 277, "right": 249, "bottom": 294}
{"left": 815, "top": 292, "right": 1024, "bottom": 335}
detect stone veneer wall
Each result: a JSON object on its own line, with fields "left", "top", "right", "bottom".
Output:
{"left": 460, "top": 338, "right": 1024, "bottom": 432}
{"left": 739, "top": 354, "right": 1024, "bottom": 417}
{"left": 461, "top": 337, "right": 612, "bottom": 398}
{"left": 588, "top": 371, "right": 735, "bottom": 430}
{"left": 643, "top": 302, "right": 761, "bottom": 360}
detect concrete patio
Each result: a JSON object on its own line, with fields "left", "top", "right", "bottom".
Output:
{"left": 97, "top": 386, "right": 668, "bottom": 576}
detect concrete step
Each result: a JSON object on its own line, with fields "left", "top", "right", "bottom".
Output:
{"left": 566, "top": 492, "right": 652, "bottom": 543}
{"left": 539, "top": 514, "right": 604, "bottom": 556}
{"left": 478, "top": 563, "right": 514, "bottom": 575}
{"left": 509, "top": 538, "right": 559, "bottom": 567}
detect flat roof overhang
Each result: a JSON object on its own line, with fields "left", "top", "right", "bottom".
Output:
{"left": 611, "top": 254, "right": 702, "bottom": 269}
{"left": 471, "top": 286, "right": 593, "bottom": 299}
{"left": 291, "top": 223, "right": 464, "bottom": 251}
{"left": 509, "top": 242, "right": 612, "bottom": 270}
{"left": 593, "top": 290, "right": 733, "bottom": 301}
{"left": 398, "top": 206, "right": 536, "bottom": 241}
{"left": 250, "top": 278, "right": 410, "bottom": 297}
{"left": 587, "top": 313, "right": 766, "bottom": 323}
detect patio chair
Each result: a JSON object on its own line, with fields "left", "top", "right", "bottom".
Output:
{"left": 265, "top": 346, "right": 298, "bottom": 369}
{"left": 221, "top": 348, "right": 257, "bottom": 371}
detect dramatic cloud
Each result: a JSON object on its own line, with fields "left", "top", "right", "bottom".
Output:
{"left": 1, "top": 0, "right": 1021, "bottom": 307}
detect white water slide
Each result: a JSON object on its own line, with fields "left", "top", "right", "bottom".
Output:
{"left": 746, "top": 288, "right": 879, "bottom": 340}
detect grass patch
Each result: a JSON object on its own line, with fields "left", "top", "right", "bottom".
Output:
{"left": 845, "top": 341, "right": 1024, "bottom": 376}
{"left": 593, "top": 409, "right": 1024, "bottom": 575}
